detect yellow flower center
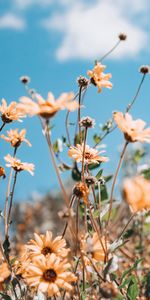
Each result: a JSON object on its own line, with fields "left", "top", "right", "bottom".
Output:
{"left": 43, "top": 269, "right": 57, "bottom": 282}
{"left": 42, "top": 247, "right": 52, "bottom": 256}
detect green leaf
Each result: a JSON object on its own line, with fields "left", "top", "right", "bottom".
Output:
{"left": 0, "top": 294, "right": 12, "bottom": 300}
{"left": 127, "top": 276, "right": 139, "bottom": 300}
{"left": 101, "top": 184, "right": 108, "bottom": 201}
{"left": 104, "top": 174, "right": 113, "bottom": 182}
{"left": 141, "top": 168, "right": 150, "bottom": 180}
{"left": 71, "top": 164, "right": 81, "bottom": 181}
{"left": 93, "top": 134, "right": 101, "bottom": 144}
{"left": 88, "top": 162, "right": 101, "bottom": 170}
{"left": 3, "top": 237, "right": 10, "bottom": 261}
{"left": 95, "top": 169, "right": 103, "bottom": 180}
{"left": 121, "top": 258, "right": 143, "bottom": 281}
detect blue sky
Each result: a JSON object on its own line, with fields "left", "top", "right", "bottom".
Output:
{"left": 0, "top": 0, "right": 150, "bottom": 204}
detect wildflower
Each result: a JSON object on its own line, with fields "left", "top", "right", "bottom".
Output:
{"left": 77, "top": 76, "right": 89, "bottom": 88}
{"left": 4, "top": 154, "right": 34, "bottom": 175}
{"left": 85, "top": 175, "right": 97, "bottom": 186}
{"left": 118, "top": 33, "right": 127, "bottom": 41}
{"left": 20, "top": 75, "right": 30, "bottom": 85}
{"left": 19, "top": 92, "right": 78, "bottom": 119}
{"left": 73, "top": 182, "right": 89, "bottom": 204}
{"left": 122, "top": 176, "right": 150, "bottom": 213}
{"left": 0, "top": 262, "right": 11, "bottom": 282}
{"left": 0, "top": 99, "right": 25, "bottom": 123}
{"left": 1, "top": 129, "right": 31, "bottom": 148}
{"left": 0, "top": 166, "right": 6, "bottom": 179}
{"left": 113, "top": 111, "right": 150, "bottom": 143}
{"left": 27, "top": 231, "right": 69, "bottom": 259}
{"left": 24, "top": 254, "right": 76, "bottom": 297}
{"left": 139, "top": 65, "right": 150, "bottom": 74}
{"left": 79, "top": 116, "right": 95, "bottom": 128}
{"left": 80, "top": 233, "right": 108, "bottom": 264}
{"left": 87, "top": 63, "right": 112, "bottom": 93}
{"left": 68, "top": 143, "right": 108, "bottom": 165}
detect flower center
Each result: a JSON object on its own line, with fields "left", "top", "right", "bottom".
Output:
{"left": 43, "top": 269, "right": 57, "bottom": 282}
{"left": 84, "top": 152, "right": 92, "bottom": 160}
{"left": 42, "top": 247, "right": 52, "bottom": 256}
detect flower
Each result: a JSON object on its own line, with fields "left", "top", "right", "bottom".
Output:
{"left": 118, "top": 33, "right": 127, "bottom": 41}
{"left": 80, "top": 233, "right": 108, "bottom": 264}
{"left": 79, "top": 116, "right": 95, "bottom": 128}
{"left": 87, "top": 63, "right": 112, "bottom": 93}
{"left": 19, "top": 92, "right": 78, "bottom": 119}
{"left": 68, "top": 143, "right": 108, "bottom": 165}
{"left": 0, "top": 166, "right": 6, "bottom": 178}
{"left": 1, "top": 129, "right": 31, "bottom": 148}
{"left": 139, "top": 65, "right": 149, "bottom": 74}
{"left": 20, "top": 75, "right": 30, "bottom": 84}
{"left": 0, "top": 99, "right": 25, "bottom": 123}
{"left": 0, "top": 262, "right": 11, "bottom": 283}
{"left": 113, "top": 112, "right": 150, "bottom": 143}
{"left": 24, "top": 254, "right": 76, "bottom": 297}
{"left": 72, "top": 182, "right": 89, "bottom": 204}
{"left": 26, "top": 231, "right": 69, "bottom": 259}
{"left": 4, "top": 154, "right": 34, "bottom": 175}
{"left": 122, "top": 176, "right": 150, "bottom": 213}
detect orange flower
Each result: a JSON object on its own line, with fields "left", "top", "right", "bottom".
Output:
{"left": 1, "top": 128, "right": 31, "bottom": 148}
{"left": 113, "top": 112, "right": 150, "bottom": 143}
{"left": 68, "top": 143, "right": 108, "bottom": 165}
{"left": 24, "top": 254, "right": 76, "bottom": 297}
{"left": 0, "top": 166, "right": 5, "bottom": 178}
{"left": 19, "top": 92, "right": 78, "bottom": 119}
{"left": 80, "top": 233, "right": 107, "bottom": 264}
{"left": 0, "top": 262, "right": 11, "bottom": 283}
{"left": 4, "top": 154, "right": 34, "bottom": 175}
{"left": 0, "top": 98, "right": 25, "bottom": 123}
{"left": 123, "top": 176, "right": 150, "bottom": 213}
{"left": 27, "top": 231, "right": 69, "bottom": 259}
{"left": 73, "top": 182, "right": 89, "bottom": 204}
{"left": 87, "top": 63, "right": 112, "bottom": 93}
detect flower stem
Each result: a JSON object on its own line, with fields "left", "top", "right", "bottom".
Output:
{"left": 126, "top": 74, "right": 146, "bottom": 113}
{"left": 81, "top": 127, "right": 88, "bottom": 182}
{"left": 78, "top": 86, "right": 82, "bottom": 143}
{"left": 117, "top": 213, "right": 136, "bottom": 240}
{"left": 0, "top": 122, "right": 5, "bottom": 131}
{"left": 6, "top": 171, "right": 18, "bottom": 237}
{"left": 98, "top": 40, "right": 121, "bottom": 62}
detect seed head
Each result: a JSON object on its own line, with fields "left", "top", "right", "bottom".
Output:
{"left": 79, "top": 116, "right": 95, "bottom": 128}
{"left": 139, "top": 65, "right": 150, "bottom": 74}
{"left": 118, "top": 33, "right": 127, "bottom": 41}
{"left": 20, "top": 76, "right": 30, "bottom": 85}
{"left": 85, "top": 175, "right": 97, "bottom": 186}
{"left": 77, "top": 76, "right": 89, "bottom": 88}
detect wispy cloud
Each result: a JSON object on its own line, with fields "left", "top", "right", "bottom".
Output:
{"left": 42, "top": 0, "right": 150, "bottom": 61}
{"left": 0, "top": 13, "right": 26, "bottom": 30}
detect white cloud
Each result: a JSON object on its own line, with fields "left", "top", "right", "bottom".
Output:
{"left": 42, "top": 0, "right": 150, "bottom": 61}
{"left": 0, "top": 13, "right": 25, "bottom": 30}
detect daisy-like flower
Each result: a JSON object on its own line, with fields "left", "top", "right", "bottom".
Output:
{"left": 80, "top": 233, "right": 108, "bottom": 264}
{"left": 4, "top": 154, "right": 34, "bottom": 175}
{"left": 123, "top": 176, "right": 150, "bottom": 213}
{"left": 68, "top": 143, "right": 108, "bottom": 165}
{"left": 26, "top": 231, "right": 69, "bottom": 259}
{"left": 72, "top": 182, "right": 89, "bottom": 204}
{"left": 87, "top": 63, "right": 112, "bottom": 93}
{"left": 113, "top": 112, "right": 150, "bottom": 143}
{"left": 0, "top": 166, "right": 5, "bottom": 178}
{"left": 1, "top": 128, "right": 31, "bottom": 148}
{"left": 0, "top": 262, "right": 11, "bottom": 283}
{"left": 24, "top": 254, "right": 76, "bottom": 297}
{"left": 0, "top": 98, "right": 25, "bottom": 123}
{"left": 19, "top": 92, "right": 78, "bottom": 119}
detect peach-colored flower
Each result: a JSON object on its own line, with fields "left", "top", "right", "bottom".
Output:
{"left": 27, "top": 231, "right": 69, "bottom": 259}
{"left": 1, "top": 128, "right": 31, "bottom": 148}
{"left": 19, "top": 92, "right": 78, "bottom": 119}
{"left": 73, "top": 182, "right": 89, "bottom": 204}
{"left": 68, "top": 143, "right": 108, "bottom": 165}
{"left": 122, "top": 176, "right": 150, "bottom": 213}
{"left": 113, "top": 112, "right": 150, "bottom": 143}
{"left": 0, "top": 98, "right": 25, "bottom": 123}
{"left": 24, "top": 254, "right": 76, "bottom": 297}
{"left": 80, "top": 233, "right": 108, "bottom": 264}
{"left": 0, "top": 262, "right": 11, "bottom": 282}
{"left": 0, "top": 166, "right": 5, "bottom": 178}
{"left": 87, "top": 63, "right": 112, "bottom": 93}
{"left": 4, "top": 154, "right": 34, "bottom": 175}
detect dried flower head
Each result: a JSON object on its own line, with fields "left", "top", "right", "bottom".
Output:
{"left": 20, "top": 76, "right": 30, "bottom": 85}
{"left": 85, "top": 175, "right": 97, "bottom": 186}
{"left": 87, "top": 63, "right": 112, "bottom": 93}
{"left": 0, "top": 166, "right": 6, "bottom": 179}
{"left": 139, "top": 65, "right": 150, "bottom": 74}
{"left": 118, "top": 33, "right": 127, "bottom": 41}
{"left": 113, "top": 111, "right": 150, "bottom": 143}
{"left": 77, "top": 76, "right": 89, "bottom": 88}
{"left": 4, "top": 154, "right": 34, "bottom": 175}
{"left": 123, "top": 176, "right": 150, "bottom": 213}
{"left": 1, "top": 128, "right": 31, "bottom": 148}
{"left": 68, "top": 143, "right": 109, "bottom": 165}
{"left": 19, "top": 92, "right": 78, "bottom": 119}
{"left": 73, "top": 182, "right": 89, "bottom": 204}
{"left": 0, "top": 262, "right": 11, "bottom": 283}
{"left": 27, "top": 231, "right": 69, "bottom": 259}
{"left": 79, "top": 116, "right": 95, "bottom": 128}
{"left": 0, "top": 99, "right": 25, "bottom": 123}
{"left": 24, "top": 254, "right": 76, "bottom": 297}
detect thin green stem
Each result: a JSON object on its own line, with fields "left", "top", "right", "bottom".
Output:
{"left": 126, "top": 74, "right": 146, "bottom": 112}
{"left": 98, "top": 40, "right": 121, "bottom": 62}
{"left": 78, "top": 86, "right": 82, "bottom": 143}
{"left": 117, "top": 213, "right": 136, "bottom": 241}
{"left": 81, "top": 127, "right": 88, "bottom": 182}
{"left": 0, "top": 122, "right": 5, "bottom": 131}
{"left": 6, "top": 171, "right": 18, "bottom": 237}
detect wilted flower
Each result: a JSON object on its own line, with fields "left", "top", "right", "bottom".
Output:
{"left": 77, "top": 76, "right": 89, "bottom": 88}
{"left": 73, "top": 182, "right": 89, "bottom": 204}
{"left": 19, "top": 92, "right": 78, "bottom": 119}
{"left": 85, "top": 175, "right": 97, "bottom": 186}
{"left": 0, "top": 166, "right": 6, "bottom": 179}
{"left": 68, "top": 143, "right": 108, "bottom": 165}
{"left": 27, "top": 231, "right": 69, "bottom": 259}
{"left": 122, "top": 176, "right": 150, "bottom": 213}
{"left": 139, "top": 65, "right": 149, "bottom": 74}
{"left": 20, "top": 76, "right": 30, "bottom": 85}
{"left": 4, "top": 154, "right": 34, "bottom": 175}
{"left": 0, "top": 262, "right": 11, "bottom": 283}
{"left": 24, "top": 254, "right": 76, "bottom": 297}
{"left": 79, "top": 116, "right": 95, "bottom": 128}
{"left": 0, "top": 99, "right": 25, "bottom": 123}
{"left": 118, "top": 33, "right": 127, "bottom": 41}
{"left": 113, "top": 112, "right": 150, "bottom": 143}
{"left": 87, "top": 63, "right": 112, "bottom": 93}
{"left": 1, "top": 129, "right": 31, "bottom": 148}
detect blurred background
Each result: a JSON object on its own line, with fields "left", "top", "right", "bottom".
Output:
{"left": 0, "top": 0, "right": 150, "bottom": 204}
